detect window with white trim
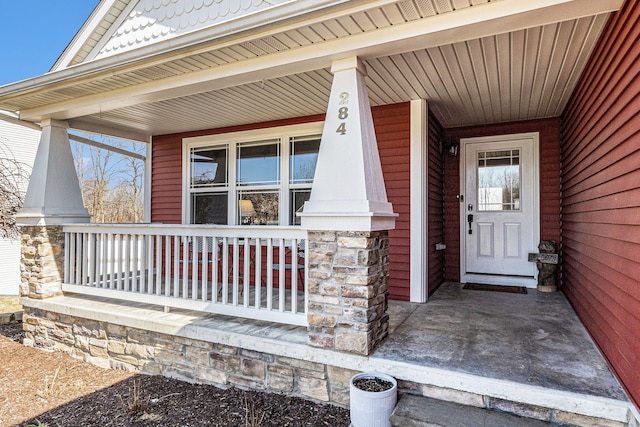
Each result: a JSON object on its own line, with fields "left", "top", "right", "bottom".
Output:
{"left": 183, "top": 123, "right": 323, "bottom": 226}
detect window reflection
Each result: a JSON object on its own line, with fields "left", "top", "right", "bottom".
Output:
{"left": 190, "top": 147, "right": 227, "bottom": 187}
{"left": 477, "top": 149, "right": 520, "bottom": 211}
{"left": 192, "top": 193, "right": 228, "bottom": 224}
{"left": 238, "top": 191, "right": 279, "bottom": 225}
{"left": 237, "top": 140, "right": 280, "bottom": 186}
{"left": 290, "top": 136, "right": 320, "bottom": 184}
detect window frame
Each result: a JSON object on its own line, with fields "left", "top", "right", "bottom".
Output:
{"left": 182, "top": 122, "right": 323, "bottom": 226}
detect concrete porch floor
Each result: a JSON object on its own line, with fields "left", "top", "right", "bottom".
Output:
{"left": 375, "top": 282, "right": 633, "bottom": 424}
{"left": 20, "top": 281, "right": 635, "bottom": 425}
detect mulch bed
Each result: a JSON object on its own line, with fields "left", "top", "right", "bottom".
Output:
{"left": 0, "top": 321, "right": 350, "bottom": 426}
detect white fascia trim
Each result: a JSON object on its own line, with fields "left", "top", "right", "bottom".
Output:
{"left": 410, "top": 99, "right": 428, "bottom": 303}
{"left": 51, "top": 0, "right": 119, "bottom": 71}
{"left": 7, "top": 0, "right": 622, "bottom": 121}
{"left": 0, "top": 0, "right": 362, "bottom": 97}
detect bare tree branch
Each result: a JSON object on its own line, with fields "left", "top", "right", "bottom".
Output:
{"left": 0, "top": 139, "right": 31, "bottom": 239}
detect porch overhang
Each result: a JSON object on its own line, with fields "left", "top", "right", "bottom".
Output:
{"left": 0, "top": 0, "right": 623, "bottom": 140}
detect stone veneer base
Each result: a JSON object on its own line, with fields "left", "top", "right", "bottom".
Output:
{"left": 19, "top": 295, "right": 634, "bottom": 426}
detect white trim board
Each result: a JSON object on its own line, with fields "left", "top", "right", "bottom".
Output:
{"left": 410, "top": 99, "right": 428, "bottom": 302}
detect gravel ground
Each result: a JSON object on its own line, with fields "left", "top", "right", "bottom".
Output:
{"left": 0, "top": 321, "right": 350, "bottom": 427}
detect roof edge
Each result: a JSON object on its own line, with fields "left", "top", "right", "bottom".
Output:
{"left": 50, "top": 0, "right": 118, "bottom": 72}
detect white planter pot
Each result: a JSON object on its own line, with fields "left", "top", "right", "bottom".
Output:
{"left": 350, "top": 372, "right": 398, "bottom": 427}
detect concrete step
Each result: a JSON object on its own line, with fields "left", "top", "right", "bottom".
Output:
{"left": 390, "top": 394, "right": 553, "bottom": 427}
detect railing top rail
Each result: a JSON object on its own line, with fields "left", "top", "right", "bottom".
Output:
{"left": 62, "top": 223, "right": 307, "bottom": 239}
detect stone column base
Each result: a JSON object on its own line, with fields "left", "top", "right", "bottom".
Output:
{"left": 20, "top": 226, "right": 65, "bottom": 298}
{"left": 306, "top": 230, "right": 389, "bottom": 356}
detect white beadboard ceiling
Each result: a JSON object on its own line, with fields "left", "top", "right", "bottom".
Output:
{"left": 0, "top": 0, "right": 618, "bottom": 139}
{"left": 76, "top": 14, "right": 610, "bottom": 136}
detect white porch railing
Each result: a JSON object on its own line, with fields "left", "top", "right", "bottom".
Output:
{"left": 62, "top": 224, "right": 308, "bottom": 326}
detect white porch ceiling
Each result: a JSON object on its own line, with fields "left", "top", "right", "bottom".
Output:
{"left": 77, "top": 13, "right": 610, "bottom": 135}
{"left": 0, "top": 0, "right": 619, "bottom": 139}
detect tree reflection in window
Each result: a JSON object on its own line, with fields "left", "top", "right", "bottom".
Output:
{"left": 477, "top": 149, "right": 520, "bottom": 211}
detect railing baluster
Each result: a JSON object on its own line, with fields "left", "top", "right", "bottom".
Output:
{"left": 88, "top": 233, "right": 95, "bottom": 286}
{"left": 232, "top": 238, "right": 239, "bottom": 306}
{"left": 109, "top": 234, "right": 116, "bottom": 289}
{"left": 190, "top": 236, "right": 198, "bottom": 300}
{"left": 81, "top": 233, "right": 88, "bottom": 286}
{"left": 243, "top": 238, "right": 250, "bottom": 307}
{"left": 118, "top": 234, "right": 125, "bottom": 290}
{"left": 147, "top": 234, "right": 154, "bottom": 294}
{"left": 201, "top": 237, "right": 208, "bottom": 302}
{"left": 64, "top": 232, "right": 70, "bottom": 284}
{"left": 173, "top": 235, "right": 179, "bottom": 298}
{"left": 137, "top": 235, "right": 145, "bottom": 293}
{"left": 164, "top": 235, "right": 171, "bottom": 297}
{"left": 221, "top": 237, "right": 229, "bottom": 304}
{"left": 132, "top": 234, "right": 139, "bottom": 291}
{"left": 212, "top": 238, "right": 219, "bottom": 302}
{"left": 254, "top": 238, "right": 261, "bottom": 309}
{"left": 182, "top": 236, "right": 188, "bottom": 299}
{"left": 101, "top": 234, "right": 108, "bottom": 288}
{"left": 123, "top": 234, "right": 130, "bottom": 291}
{"left": 278, "top": 239, "right": 285, "bottom": 312}
{"left": 291, "top": 238, "right": 297, "bottom": 315}
{"left": 155, "top": 235, "right": 162, "bottom": 295}
{"left": 267, "top": 239, "right": 273, "bottom": 310}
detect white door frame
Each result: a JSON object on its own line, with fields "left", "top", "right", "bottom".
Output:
{"left": 459, "top": 132, "right": 540, "bottom": 287}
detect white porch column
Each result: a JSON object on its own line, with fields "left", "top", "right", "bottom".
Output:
{"left": 17, "top": 119, "right": 89, "bottom": 298}
{"left": 17, "top": 119, "right": 90, "bottom": 225}
{"left": 300, "top": 57, "right": 396, "bottom": 231}
{"left": 301, "top": 57, "right": 396, "bottom": 356}
{"left": 410, "top": 99, "right": 428, "bottom": 303}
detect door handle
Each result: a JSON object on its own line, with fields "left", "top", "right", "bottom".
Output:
{"left": 467, "top": 214, "right": 473, "bottom": 234}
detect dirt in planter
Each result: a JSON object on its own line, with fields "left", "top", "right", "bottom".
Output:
{"left": 352, "top": 377, "right": 395, "bottom": 392}
{"left": 0, "top": 321, "right": 350, "bottom": 427}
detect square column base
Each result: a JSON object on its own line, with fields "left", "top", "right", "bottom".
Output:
{"left": 20, "top": 226, "right": 65, "bottom": 298}
{"left": 306, "top": 230, "right": 390, "bottom": 356}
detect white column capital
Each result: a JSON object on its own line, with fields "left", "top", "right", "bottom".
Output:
{"left": 330, "top": 56, "right": 367, "bottom": 75}
{"left": 39, "top": 118, "right": 69, "bottom": 129}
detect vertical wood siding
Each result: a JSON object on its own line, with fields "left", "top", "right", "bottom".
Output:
{"left": 428, "top": 112, "right": 445, "bottom": 295}
{"left": 561, "top": 0, "right": 640, "bottom": 409}
{"left": 151, "top": 105, "right": 413, "bottom": 301}
{"left": 444, "top": 118, "right": 562, "bottom": 282}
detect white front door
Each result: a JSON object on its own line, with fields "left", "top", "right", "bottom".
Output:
{"left": 461, "top": 133, "right": 540, "bottom": 287}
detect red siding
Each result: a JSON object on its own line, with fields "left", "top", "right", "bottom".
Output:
{"left": 373, "top": 103, "right": 411, "bottom": 301}
{"left": 428, "top": 112, "right": 445, "bottom": 295}
{"left": 561, "top": 0, "right": 640, "bottom": 409}
{"left": 151, "top": 105, "right": 413, "bottom": 301}
{"left": 444, "top": 118, "right": 562, "bottom": 282}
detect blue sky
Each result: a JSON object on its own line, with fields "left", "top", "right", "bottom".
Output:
{"left": 0, "top": 1, "right": 99, "bottom": 86}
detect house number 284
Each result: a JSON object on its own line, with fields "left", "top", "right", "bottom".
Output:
{"left": 336, "top": 91, "right": 349, "bottom": 135}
